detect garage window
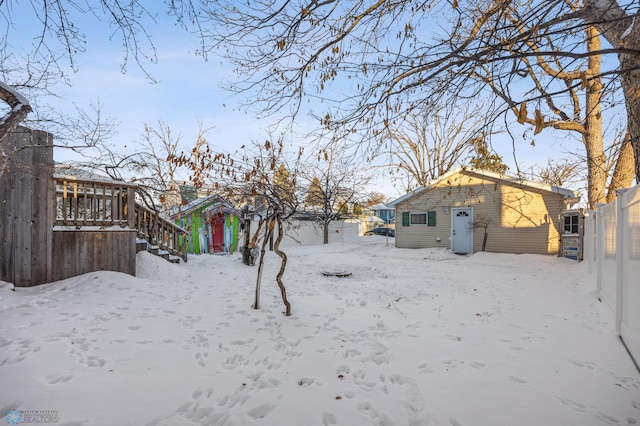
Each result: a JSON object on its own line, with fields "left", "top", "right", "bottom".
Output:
{"left": 411, "top": 213, "right": 427, "bottom": 224}
{"left": 403, "top": 211, "right": 436, "bottom": 226}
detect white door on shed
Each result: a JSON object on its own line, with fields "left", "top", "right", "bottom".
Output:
{"left": 451, "top": 207, "right": 473, "bottom": 254}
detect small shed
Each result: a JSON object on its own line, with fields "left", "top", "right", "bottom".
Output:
{"left": 388, "top": 167, "right": 579, "bottom": 255}
{"left": 170, "top": 195, "right": 242, "bottom": 254}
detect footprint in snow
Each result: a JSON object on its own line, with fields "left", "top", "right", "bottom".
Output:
{"left": 508, "top": 375, "right": 527, "bottom": 384}
{"left": 298, "top": 377, "right": 316, "bottom": 387}
{"left": 47, "top": 374, "right": 74, "bottom": 385}
{"left": 247, "top": 403, "right": 275, "bottom": 420}
{"left": 322, "top": 412, "right": 337, "bottom": 425}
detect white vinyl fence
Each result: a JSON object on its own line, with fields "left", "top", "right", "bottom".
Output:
{"left": 247, "top": 219, "right": 362, "bottom": 248}
{"left": 587, "top": 183, "right": 640, "bottom": 365}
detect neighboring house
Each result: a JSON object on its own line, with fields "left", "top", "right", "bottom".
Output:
{"left": 170, "top": 195, "right": 242, "bottom": 254}
{"left": 388, "top": 167, "right": 579, "bottom": 255}
{"left": 368, "top": 203, "right": 396, "bottom": 225}
{"left": 163, "top": 180, "right": 198, "bottom": 211}
{"left": 362, "top": 215, "right": 385, "bottom": 234}
{"left": 163, "top": 181, "right": 222, "bottom": 212}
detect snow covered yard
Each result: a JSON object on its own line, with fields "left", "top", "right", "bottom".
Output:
{"left": 0, "top": 237, "right": 638, "bottom": 426}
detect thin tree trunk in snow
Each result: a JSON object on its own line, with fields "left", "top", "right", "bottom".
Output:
{"left": 273, "top": 214, "right": 291, "bottom": 316}
{"left": 253, "top": 219, "right": 271, "bottom": 310}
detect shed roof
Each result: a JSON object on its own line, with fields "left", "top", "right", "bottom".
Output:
{"left": 388, "top": 166, "right": 579, "bottom": 207}
{"left": 169, "top": 194, "right": 225, "bottom": 218}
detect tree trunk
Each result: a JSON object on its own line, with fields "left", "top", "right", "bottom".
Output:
{"left": 587, "top": 1, "right": 640, "bottom": 182}
{"left": 583, "top": 26, "right": 607, "bottom": 209}
{"left": 481, "top": 228, "right": 488, "bottom": 251}
{"left": 606, "top": 130, "right": 635, "bottom": 202}
{"left": 323, "top": 219, "right": 329, "bottom": 244}
{"left": 323, "top": 198, "right": 330, "bottom": 244}
{"left": 584, "top": 135, "right": 607, "bottom": 210}
{"left": 273, "top": 214, "right": 291, "bottom": 316}
{"left": 0, "top": 83, "right": 32, "bottom": 179}
{"left": 253, "top": 219, "right": 271, "bottom": 310}
{"left": 619, "top": 42, "right": 640, "bottom": 183}
{"left": 0, "top": 83, "right": 32, "bottom": 143}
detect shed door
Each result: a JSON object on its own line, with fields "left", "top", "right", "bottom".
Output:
{"left": 212, "top": 214, "right": 225, "bottom": 252}
{"left": 451, "top": 208, "right": 473, "bottom": 254}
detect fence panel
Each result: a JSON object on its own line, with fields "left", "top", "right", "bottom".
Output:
{"left": 620, "top": 185, "right": 640, "bottom": 363}
{"left": 596, "top": 200, "right": 617, "bottom": 312}
{"left": 584, "top": 211, "right": 596, "bottom": 273}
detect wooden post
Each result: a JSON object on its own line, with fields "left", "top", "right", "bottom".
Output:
{"left": 0, "top": 127, "right": 54, "bottom": 286}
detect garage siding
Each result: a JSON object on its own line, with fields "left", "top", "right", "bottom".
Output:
{"left": 395, "top": 170, "right": 568, "bottom": 255}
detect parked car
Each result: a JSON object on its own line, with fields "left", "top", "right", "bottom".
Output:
{"left": 365, "top": 227, "right": 395, "bottom": 237}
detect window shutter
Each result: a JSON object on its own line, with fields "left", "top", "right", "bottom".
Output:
{"left": 427, "top": 211, "right": 436, "bottom": 226}
{"left": 402, "top": 211, "right": 410, "bottom": 226}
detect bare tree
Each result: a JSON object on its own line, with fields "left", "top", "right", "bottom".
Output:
{"left": 172, "top": 136, "right": 302, "bottom": 316}
{"left": 361, "top": 192, "right": 388, "bottom": 208}
{"left": 0, "top": 1, "right": 202, "bottom": 177}
{"left": 6, "top": 1, "right": 640, "bottom": 190}
{"left": 526, "top": 126, "right": 633, "bottom": 203}
{"left": 0, "top": 1, "right": 201, "bottom": 84}
{"left": 199, "top": 1, "right": 640, "bottom": 182}
{"left": 537, "top": 159, "right": 582, "bottom": 188}
{"left": 472, "top": 10, "right": 634, "bottom": 208}
{"left": 130, "top": 121, "right": 183, "bottom": 201}
{"left": 2, "top": 95, "right": 117, "bottom": 179}
{"left": 301, "top": 144, "right": 371, "bottom": 244}
{"left": 381, "top": 102, "right": 484, "bottom": 191}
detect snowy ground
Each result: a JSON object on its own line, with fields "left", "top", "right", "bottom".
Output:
{"left": 1, "top": 237, "right": 638, "bottom": 426}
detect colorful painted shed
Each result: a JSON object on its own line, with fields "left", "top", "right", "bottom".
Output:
{"left": 170, "top": 195, "right": 242, "bottom": 254}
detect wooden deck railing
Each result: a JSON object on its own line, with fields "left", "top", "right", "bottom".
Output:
{"left": 53, "top": 174, "right": 187, "bottom": 261}
{"left": 53, "top": 174, "right": 136, "bottom": 228}
{"left": 134, "top": 202, "right": 188, "bottom": 262}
